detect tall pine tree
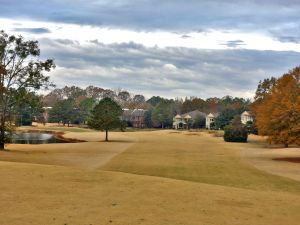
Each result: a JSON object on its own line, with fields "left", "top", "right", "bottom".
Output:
{"left": 88, "top": 98, "right": 123, "bottom": 141}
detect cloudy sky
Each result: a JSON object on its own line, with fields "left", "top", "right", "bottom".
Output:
{"left": 1, "top": 0, "right": 300, "bottom": 99}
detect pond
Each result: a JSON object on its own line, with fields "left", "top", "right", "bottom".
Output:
{"left": 11, "top": 132, "right": 69, "bottom": 144}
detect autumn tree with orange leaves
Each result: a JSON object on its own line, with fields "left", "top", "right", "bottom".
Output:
{"left": 253, "top": 67, "right": 300, "bottom": 147}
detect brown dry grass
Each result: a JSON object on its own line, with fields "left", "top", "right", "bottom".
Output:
{"left": 0, "top": 129, "right": 300, "bottom": 225}
{"left": 241, "top": 142, "right": 300, "bottom": 182}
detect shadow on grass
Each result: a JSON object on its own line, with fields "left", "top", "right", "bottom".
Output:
{"left": 98, "top": 140, "right": 135, "bottom": 143}
{"left": 273, "top": 157, "right": 300, "bottom": 163}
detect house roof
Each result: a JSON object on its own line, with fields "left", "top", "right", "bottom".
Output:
{"left": 122, "top": 109, "right": 147, "bottom": 120}
{"left": 175, "top": 114, "right": 182, "bottom": 119}
{"left": 207, "top": 112, "right": 219, "bottom": 118}
{"left": 181, "top": 110, "right": 206, "bottom": 119}
{"left": 207, "top": 113, "right": 214, "bottom": 118}
{"left": 131, "top": 109, "right": 147, "bottom": 117}
{"left": 241, "top": 111, "right": 252, "bottom": 116}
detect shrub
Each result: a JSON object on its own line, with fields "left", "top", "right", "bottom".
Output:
{"left": 224, "top": 124, "right": 248, "bottom": 143}
{"left": 245, "top": 121, "right": 258, "bottom": 135}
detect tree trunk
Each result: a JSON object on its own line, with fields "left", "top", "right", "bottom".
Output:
{"left": 0, "top": 128, "right": 5, "bottom": 150}
{"left": 284, "top": 143, "right": 289, "bottom": 148}
{"left": 105, "top": 129, "right": 108, "bottom": 142}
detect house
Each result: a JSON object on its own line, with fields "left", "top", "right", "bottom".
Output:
{"left": 206, "top": 111, "right": 254, "bottom": 129}
{"left": 173, "top": 110, "right": 206, "bottom": 129}
{"left": 206, "top": 113, "right": 219, "bottom": 129}
{"left": 131, "top": 109, "right": 147, "bottom": 128}
{"left": 122, "top": 109, "right": 147, "bottom": 128}
{"left": 173, "top": 114, "right": 189, "bottom": 129}
{"left": 122, "top": 108, "right": 133, "bottom": 122}
{"left": 241, "top": 111, "right": 254, "bottom": 124}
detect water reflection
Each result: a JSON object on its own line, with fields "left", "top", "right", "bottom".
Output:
{"left": 11, "top": 132, "right": 68, "bottom": 144}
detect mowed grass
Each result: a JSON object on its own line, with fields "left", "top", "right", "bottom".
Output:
{"left": 1, "top": 129, "right": 300, "bottom": 225}
{"left": 103, "top": 131, "right": 300, "bottom": 193}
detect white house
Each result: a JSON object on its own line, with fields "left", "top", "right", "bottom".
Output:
{"left": 173, "top": 114, "right": 185, "bottom": 129}
{"left": 241, "top": 111, "right": 254, "bottom": 124}
{"left": 206, "top": 113, "right": 219, "bottom": 129}
{"left": 173, "top": 110, "right": 206, "bottom": 129}
{"left": 206, "top": 111, "right": 254, "bottom": 129}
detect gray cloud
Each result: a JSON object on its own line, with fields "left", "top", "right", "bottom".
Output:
{"left": 221, "top": 40, "right": 246, "bottom": 48}
{"left": 181, "top": 35, "right": 192, "bottom": 39}
{"left": 1, "top": 0, "right": 300, "bottom": 41}
{"left": 277, "top": 36, "right": 300, "bottom": 44}
{"left": 270, "top": 25, "right": 300, "bottom": 44}
{"left": 2, "top": 1, "right": 300, "bottom": 99}
{"left": 13, "top": 27, "right": 51, "bottom": 34}
{"left": 38, "top": 38, "right": 300, "bottom": 99}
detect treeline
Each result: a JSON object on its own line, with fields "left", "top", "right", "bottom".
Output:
{"left": 10, "top": 74, "right": 300, "bottom": 146}
{"left": 40, "top": 85, "right": 251, "bottom": 128}
{"left": 43, "top": 86, "right": 147, "bottom": 109}
{"left": 41, "top": 86, "right": 146, "bottom": 125}
{"left": 12, "top": 68, "right": 300, "bottom": 147}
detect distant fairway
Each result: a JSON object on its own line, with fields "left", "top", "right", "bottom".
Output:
{"left": 1, "top": 128, "right": 300, "bottom": 225}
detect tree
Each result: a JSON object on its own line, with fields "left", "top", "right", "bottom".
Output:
{"left": 88, "top": 98, "right": 123, "bottom": 141}
{"left": 77, "top": 97, "right": 95, "bottom": 124}
{"left": 48, "top": 98, "right": 77, "bottom": 126}
{"left": 245, "top": 121, "right": 258, "bottom": 135}
{"left": 251, "top": 77, "right": 277, "bottom": 123}
{"left": 61, "top": 86, "right": 86, "bottom": 99}
{"left": 151, "top": 100, "right": 175, "bottom": 128}
{"left": 15, "top": 91, "right": 44, "bottom": 126}
{"left": 215, "top": 108, "right": 238, "bottom": 129}
{"left": 102, "top": 89, "right": 117, "bottom": 99}
{"left": 0, "top": 30, "right": 55, "bottom": 149}
{"left": 254, "top": 77, "right": 277, "bottom": 102}
{"left": 254, "top": 67, "right": 300, "bottom": 147}
{"left": 118, "top": 91, "right": 131, "bottom": 102}
{"left": 181, "top": 97, "right": 207, "bottom": 113}
{"left": 194, "top": 114, "right": 206, "bottom": 128}
{"left": 144, "top": 108, "right": 153, "bottom": 128}
{"left": 181, "top": 98, "right": 194, "bottom": 113}
{"left": 43, "top": 88, "right": 64, "bottom": 107}
{"left": 147, "top": 96, "right": 165, "bottom": 107}
{"left": 85, "top": 85, "right": 104, "bottom": 99}
{"left": 133, "top": 94, "right": 145, "bottom": 103}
